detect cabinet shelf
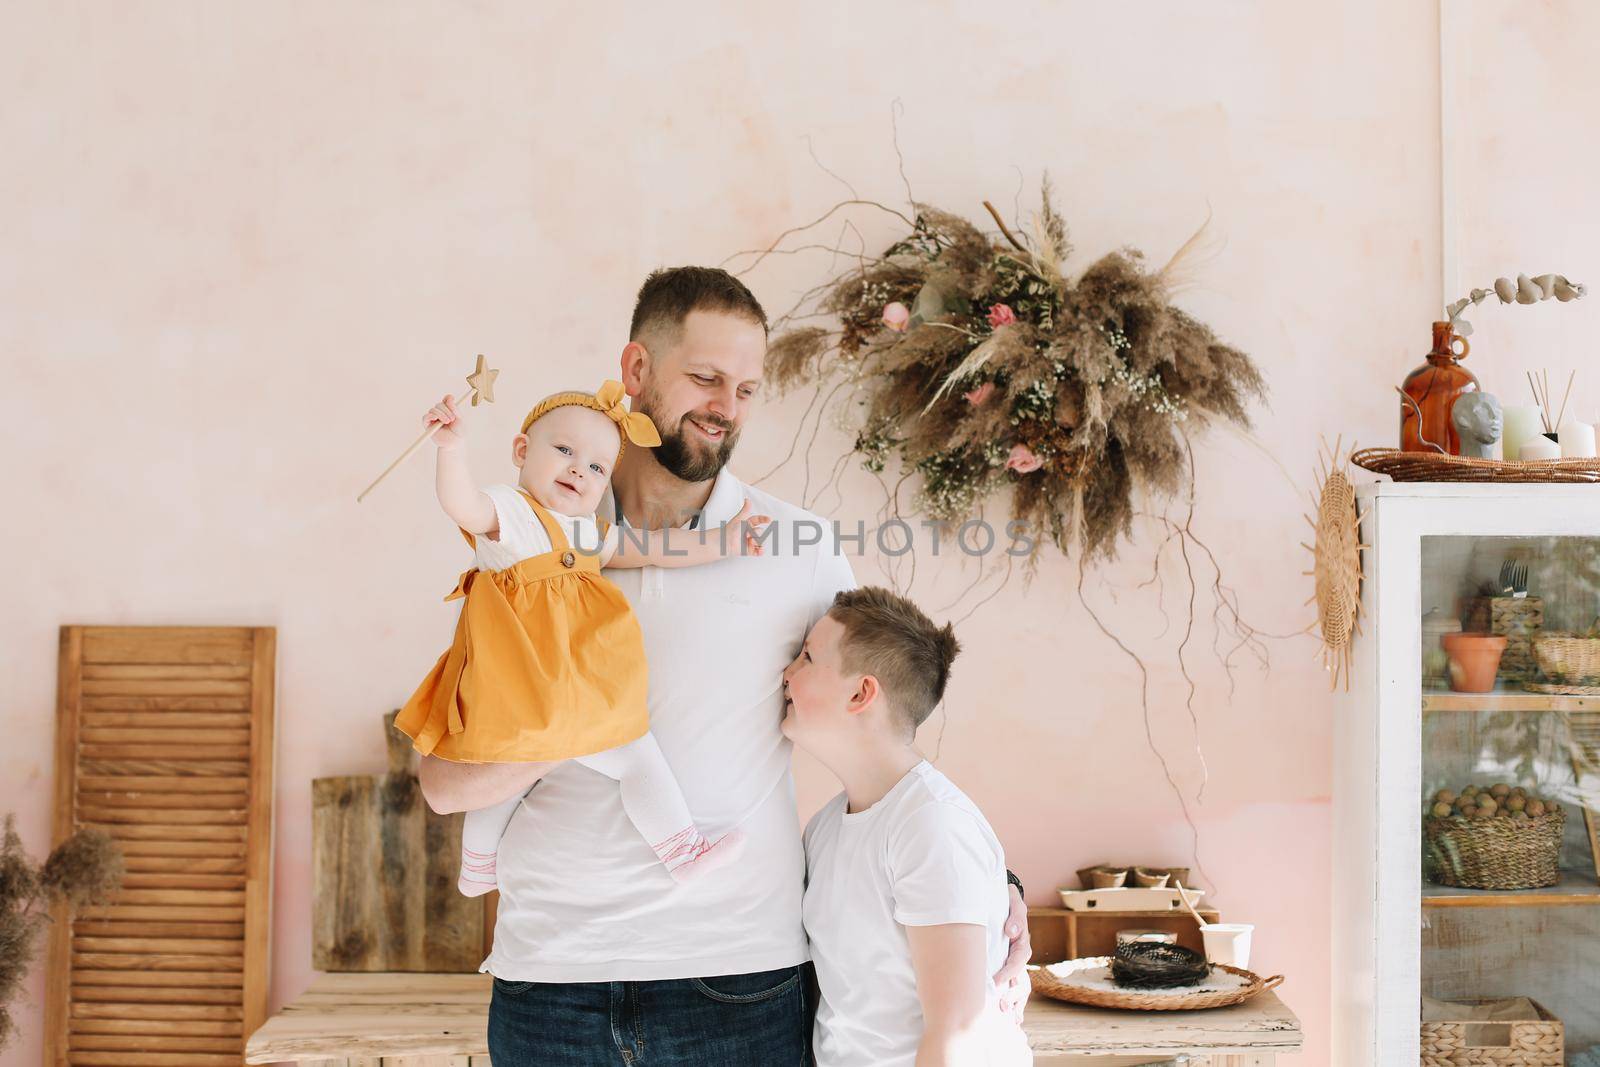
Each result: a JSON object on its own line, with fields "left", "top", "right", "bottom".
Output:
{"left": 1422, "top": 871, "right": 1600, "bottom": 908}
{"left": 1333, "top": 490, "right": 1600, "bottom": 1060}
{"left": 1421, "top": 685, "right": 1600, "bottom": 713}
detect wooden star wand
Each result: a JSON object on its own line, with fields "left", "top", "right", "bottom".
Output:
{"left": 357, "top": 354, "right": 500, "bottom": 503}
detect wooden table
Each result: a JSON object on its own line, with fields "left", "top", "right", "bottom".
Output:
{"left": 1025, "top": 989, "right": 1302, "bottom": 1064}
{"left": 247, "top": 972, "right": 1302, "bottom": 1066}
{"left": 245, "top": 973, "right": 490, "bottom": 1066}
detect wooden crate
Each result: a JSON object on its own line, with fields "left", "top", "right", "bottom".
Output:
{"left": 45, "top": 626, "right": 276, "bottom": 1067}
{"left": 1027, "top": 906, "right": 1218, "bottom": 964}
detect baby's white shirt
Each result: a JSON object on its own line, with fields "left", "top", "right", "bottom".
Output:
{"left": 472, "top": 484, "right": 603, "bottom": 572}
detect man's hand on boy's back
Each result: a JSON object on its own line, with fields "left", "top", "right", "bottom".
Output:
{"left": 993, "top": 885, "right": 1031, "bottom": 1022}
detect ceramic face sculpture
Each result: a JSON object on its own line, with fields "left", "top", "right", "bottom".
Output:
{"left": 1451, "top": 392, "right": 1503, "bottom": 459}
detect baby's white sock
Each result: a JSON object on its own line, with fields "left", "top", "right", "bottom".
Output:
{"left": 652, "top": 827, "right": 747, "bottom": 883}
{"left": 575, "top": 732, "right": 745, "bottom": 884}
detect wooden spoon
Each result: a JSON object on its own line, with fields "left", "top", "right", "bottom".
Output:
{"left": 1171, "top": 877, "right": 1208, "bottom": 930}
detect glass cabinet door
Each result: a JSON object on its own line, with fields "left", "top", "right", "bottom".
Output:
{"left": 1419, "top": 535, "right": 1600, "bottom": 1055}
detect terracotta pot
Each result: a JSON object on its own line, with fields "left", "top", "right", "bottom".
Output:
{"left": 1090, "top": 868, "right": 1127, "bottom": 889}
{"left": 1441, "top": 632, "right": 1508, "bottom": 693}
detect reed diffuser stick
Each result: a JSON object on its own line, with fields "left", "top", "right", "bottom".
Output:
{"left": 1528, "top": 371, "right": 1551, "bottom": 433}
{"left": 1556, "top": 369, "right": 1576, "bottom": 432}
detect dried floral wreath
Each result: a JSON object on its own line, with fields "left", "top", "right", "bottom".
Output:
{"left": 739, "top": 169, "right": 1290, "bottom": 895}
{"left": 764, "top": 181, "right": 1267, "bottom": 560}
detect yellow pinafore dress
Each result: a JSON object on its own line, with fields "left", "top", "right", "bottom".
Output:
{"left": 394, "top": 490, "right": 650, "bottom": 763}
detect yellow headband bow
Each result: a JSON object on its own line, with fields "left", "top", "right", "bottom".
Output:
{"left": 520, "top": 380, "right": 662, "bottom": 464}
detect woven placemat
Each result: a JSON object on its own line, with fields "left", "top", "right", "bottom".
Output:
{"left": 1351, "top": 448, "right": 1600, "bottom": 483}
{"left": 1029, "top": 957, "right": 1283, "bottom": 1011}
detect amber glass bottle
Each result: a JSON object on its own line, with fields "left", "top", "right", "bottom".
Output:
{"left": 1400, "top": 321, "right": 1479, "bottom": 454}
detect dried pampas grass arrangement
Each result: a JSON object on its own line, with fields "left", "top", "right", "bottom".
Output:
{"left": 0, "top": 816, "right": 123, "bottom": 1050}
{"left": 762, "top": 179, "right": 1267, "bottom": 560}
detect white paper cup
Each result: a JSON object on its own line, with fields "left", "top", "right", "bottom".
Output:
{"left": 1199, "top": 923, "right": 1253, "bottom": 968}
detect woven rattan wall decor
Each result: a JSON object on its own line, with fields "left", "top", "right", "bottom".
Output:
{"left": 1306, "top": 440, "right": 1366, "bottom": 690}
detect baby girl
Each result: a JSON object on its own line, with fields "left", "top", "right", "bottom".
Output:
{"left": 394, "top": 380, "right": 766, "bottom": 893}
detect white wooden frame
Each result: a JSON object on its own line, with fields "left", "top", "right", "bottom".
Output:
{"left": 1333, "top": 482, "right": 1600, "bottom": 1063}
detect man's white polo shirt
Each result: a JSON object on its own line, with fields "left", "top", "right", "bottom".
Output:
{"left": 482, "top": 467, "right": 857, "bottom": 982}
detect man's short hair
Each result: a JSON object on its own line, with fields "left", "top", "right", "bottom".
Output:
{"left": 827, "top": 587, "right": 961, "bottom": 736}
{"left": 629, "top": 266, "right": 769, "bottom": 348}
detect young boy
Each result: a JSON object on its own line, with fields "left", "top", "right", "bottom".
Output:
{"left": 783, "top": 587, "right": 1032, "bottom": 1067}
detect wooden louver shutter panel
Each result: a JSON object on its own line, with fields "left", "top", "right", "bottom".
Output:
{"left": 45, "top": 626, "right": 275, "bottom": 1067}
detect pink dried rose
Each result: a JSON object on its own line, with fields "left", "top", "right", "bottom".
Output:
{"left": 881, "top": 302, "right": 911, "bottom": 333}
{"left": 1004, "top": 443, "right": 1043, "bottom": 474}
{"left": 987, "top": 303, "right": 1017, "bottom": 328}
{"left": 963, "top": 381, "right": 996, "bottom": 407}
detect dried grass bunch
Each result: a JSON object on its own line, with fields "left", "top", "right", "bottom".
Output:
{"left": 0, "top": 816, "right": 122, "bottom": 1050}
{"left": 765, "top": 181, "right": 1266, "bottom": 559}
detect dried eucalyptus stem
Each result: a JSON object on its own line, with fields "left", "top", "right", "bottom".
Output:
{"left": 1446, "top": 272, "right": 1587, "bottom": 336}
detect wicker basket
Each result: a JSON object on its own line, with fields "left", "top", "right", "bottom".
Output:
{"left": 1533, "top": 633, "right": 1600, "bottom": 685}
{"left": 1524, "top": 680, "right": 1600, "bottom": 695}
{"left": 1420, "top": 999, "right": 1563, "bottom": 1066}
{"left": 1351, "top": 447, "right": 1600, "bottom": 483}
{"left": 1029, "top": 957, "right": 1282, "bottom": 1011}
{"left": 1424, "top": 809, "right": 1566, "bottom": 890}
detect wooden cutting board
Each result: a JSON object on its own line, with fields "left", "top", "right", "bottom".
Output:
{"left": 311, "top": 712, "right": 488, "bottom": 972}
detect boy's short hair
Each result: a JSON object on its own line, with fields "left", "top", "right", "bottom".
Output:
{"left": 629, "top": 266, "right": 769, "bottom": 348}
{"left": 827, "top": 587, "right": 961, "bottom": 736}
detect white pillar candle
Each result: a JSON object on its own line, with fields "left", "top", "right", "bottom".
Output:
{"left": 1502, "top": 406, "right": 1545, "bottom": 462}
{"left": 1560, "top": 420, "right": 1597, "bottom": 458}
{"left": 1521, "top": 436, "right": 1561, "bottom": 461}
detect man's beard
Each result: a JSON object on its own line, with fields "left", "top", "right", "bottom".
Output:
{"left": 635, "top": 384, "right": 740, "bottom": 483}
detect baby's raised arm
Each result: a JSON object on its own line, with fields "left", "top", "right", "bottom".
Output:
{"left": 425, "top": 394, "right": 498, "bottom": 536}
{"left": 602, "top": 500, "right": 771, "bottom": 569}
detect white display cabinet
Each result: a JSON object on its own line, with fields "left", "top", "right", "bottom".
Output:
{"left": 1333, "top": 483, "right": 1600, "bottom": 1064}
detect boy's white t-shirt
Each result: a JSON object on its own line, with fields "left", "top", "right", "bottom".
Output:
{"left": 474, "top": 483, "right": 601, "bottom": 569}
{"left": 803, "top": 760, "right": 1030, "bottom": 1067}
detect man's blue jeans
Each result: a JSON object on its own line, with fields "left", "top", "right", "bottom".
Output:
{"left": 487, "top": 963, "right": 815, "bottom": 1066}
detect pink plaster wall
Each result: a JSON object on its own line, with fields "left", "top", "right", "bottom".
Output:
{"left": 0, "top": 2, "right": 1482, "bottom": 1064}
{"left": 1447, "top": 0, "right": 1600, "bottom": 424}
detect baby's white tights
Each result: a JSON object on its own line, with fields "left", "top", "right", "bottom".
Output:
{"left": 457, "top": 731, "right": 744, "bottom": 896}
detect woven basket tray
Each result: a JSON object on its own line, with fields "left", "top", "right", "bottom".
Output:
{"left": 1351, "top": 448, "right": 1600, "bottom": 483}
{"left": 1421, "top": 999, "right": 1563, "bottom": 1066}
{"left": 1029, "top": 956, "right": 1283, "bottom": 1011}
{"left": 1524, "top": 680, "right": 1600, "bottom": 696}
{"left": 1424, "top": 809, "right": 1566, "bottom": 890}
{"left": 1532, "top": 634, "right": 1600, "bottom": 684}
